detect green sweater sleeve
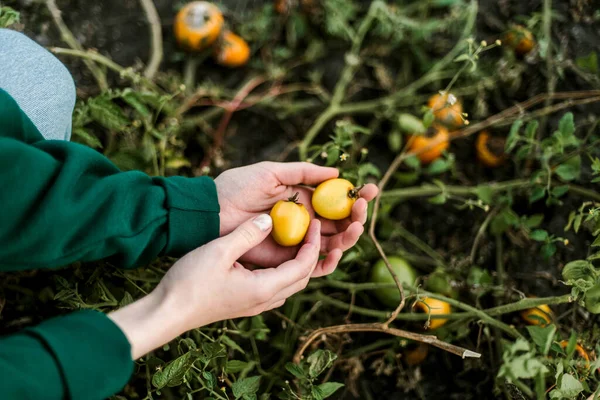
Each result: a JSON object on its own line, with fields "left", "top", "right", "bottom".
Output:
{"left": 0, "top": 88, "right": 220, "bottom": 271}
{"left": 0, "top": 310, "right": 133, "bottom": 400}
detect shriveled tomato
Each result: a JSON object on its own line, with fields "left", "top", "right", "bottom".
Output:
{"left": 174, "top": 1, "right": 224, "bottom": 52}
{"left": 520, "top": 304, "right": 553, "bottom": 326}
{"left": 414, "top": 297, "right": 452, "bottom": 330}
{"left": 312, "top": 178, "right": 360, "bottom": 221}
{"left": 427, "top": 92, "right": 463, "bottom": 128}
{"left": 214, "top": 31, "right": 250, "bottom": 68}
{"left": 270, "top": 193, "right": 310, "bottom": 246}
{"left": 406, "top": 125, "right": 449, "bottom": 164}
{"left": 370, "top": 256, "right": 418, "bottom": 308}
{"left": 476, "top": 131, "right": 506, "bottom": 168}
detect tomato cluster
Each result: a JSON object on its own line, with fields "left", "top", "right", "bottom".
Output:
{"left": 174, "top": 1, "right": 250, "bottom": 67}
{"left": 270, "top": 178, "right": 360, "bottom": 246}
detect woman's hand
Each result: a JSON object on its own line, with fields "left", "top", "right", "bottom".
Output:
{"left": 215, "top": 161, "right": 378, "bottom": 277}
{"left": 109, "top": 214, "right": 321, "bottom": 359}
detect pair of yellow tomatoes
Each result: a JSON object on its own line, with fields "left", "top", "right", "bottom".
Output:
{"left": 270, "top": 178, "right": 360, "bottom": 246}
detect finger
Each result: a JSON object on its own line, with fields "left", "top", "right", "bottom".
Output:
{"left": 270, "top": 162, "right": 339, "bottom": 186}
{"left": 252, "top": 220, "right": 321, "bottom": 293}
{"left": 322, "top": 222, "right": 364, "bottom": 252}
{"left": 358, "top": 183, "right": 379, "bottom": 201}
{"left": 351, "top": 198, "right": 369, "bottom": 225}
{"left": 311, "top": 248, "right": 343, "bottom": 278}
{"left": 216, "top": 214, "right": 273, "bottom": 262}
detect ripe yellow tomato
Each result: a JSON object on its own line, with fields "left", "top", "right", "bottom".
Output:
{"left": 174, "top": 2, "right": 224, "bottom": 52}
{"left": 476, "top": 131, "right": 506, "bottom": 168}
{"left": 520, "top": 304, "right": 552, "bottom": 326}
{"left": 270, "top": 193, "right": 310, "bottom": 246}
{"left": 414, "top": 297, "right": 452, "bottom": 330}
{"left": 427, "top": 92, "right": 463, "bottom": 128}
{"left": 214, "top": 31, "right": 250, "bottom": 68}
{"left": 312, "top": 178, "right": 359, "bottom": 220}
{"left": 406, "top": 125, "right": 450, "bottom": 164}
{"left": 370, "top": 256, "right": 418, "bottom": 308}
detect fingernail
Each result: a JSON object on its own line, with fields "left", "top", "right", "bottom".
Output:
{"left": 253, "top": 214, "right": 272, "bottom": 231}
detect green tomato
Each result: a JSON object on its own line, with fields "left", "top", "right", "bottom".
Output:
{"left": 585, "top": 282, "right": 600, "bottom": 314}
{"left": 370, "top": 256, "right": 418, "bottom": 308}
{"left": 425, "top": 269, "right": 457, "bottom": 298}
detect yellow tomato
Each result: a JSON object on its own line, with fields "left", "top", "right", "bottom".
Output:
{"left": 427, "top": 92, "right": 463, "bottom": 128}
{"left": 213, "top": 31, "right": 250, "bottom": 68}
{"left": 406, "top": 125, "right": 450, "bottom": 164}
{"left": 414, "top": 297, "right": 452, "bottom": 330}
{"left": 520, "top": 304, "right": 553, "bottom": 326}
{"left": 312, "top": 178, "right": 359, "bottom": 220}
{"left": 270, "top": 193, "right": 310, "bottom": 246}
{"left": 476, "top": 131, "right": 506, "bottom": 168}
{"left": 174, "top": 2, "right": 224, "bottom": 52}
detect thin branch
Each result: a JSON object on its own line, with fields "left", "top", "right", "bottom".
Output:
{"left": 46, "top": 0, "right": 108, "bottom": 91}
{"left": 293, "top": 323, "right": 481, "bottom": 364}
{"left": 139, "top": 0, "right": 163, "bottom": 80}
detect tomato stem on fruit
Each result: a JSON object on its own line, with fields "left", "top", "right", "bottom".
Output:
{"left": 349, "top": 184, "right": 365, "bottom": 199}
{"left": 287, "top": 192, "right": 301, "bottom": 204}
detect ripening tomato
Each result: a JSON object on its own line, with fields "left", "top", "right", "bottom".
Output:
{"left": 427, "top": 92, "right": 463, "bottom": 128}
{"left": 312, "top": 178, "right": 360, "bottom": 221}
{"left": 504, "top": 25, "right": 535, "bottom": 56}
{"left": 404, "top": 342, "right": 429, "bottom": 366}
{"left": 476, "top": 131, "right": 506, "bottom": 168}
{"left": 370, "top": 256, "right": 418, "bottom": 308}
{"left": 270, "top": 193, "right": 310, "bottom": 246}
{"left": 406, "top": 125, "right": 450, "bottom": 164}
{"left": 414, "top": 297, "right": 452, "bottom": 330}
{"left": 520, "top": 304, "right": 553, "bottom": 326}
{"left": 174, "top": 2, "right": 224, "bottom": 52}
{"left": 214, "top": 31, "right": 250, "bottom": 68}
{"left": 558, "top": 340, "right": 590, "bottom": 370}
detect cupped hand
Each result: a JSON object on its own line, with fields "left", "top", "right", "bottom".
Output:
{"left": 214, "top": 161, "right": 378, "bottom": 277}
{"left": 111, "top": 214, "right": 321, "bottom": 359}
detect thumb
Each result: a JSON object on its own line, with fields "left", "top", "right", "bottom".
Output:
{"left": 220, "top": 214, "right": 272, "bottom": 261}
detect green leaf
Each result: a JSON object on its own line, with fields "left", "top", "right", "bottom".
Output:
{"left": 152, "top": 351, "right": 199, "bottom": 389}
{"left": 551, "top": 185, "right": 569, "bottom": 198}
{"left": 387, "top": 132, "right": 403, "bottom": 153}
{"left": 550, "top": 373, "right": 583, "bottom": 399}
{"left": 404, "top": 155, "right": 421, "bottom": 169}
{"left": 541, "top": 242, "right": 557, "bottom": 259}
{"left": 121, "top": 89, "right": 152, "bottom": 119}
{"left": 307, "top": 350, "right": 337, "bottom": 379}
{"left": 88, "top": 96, "right": 129, "bottom": 132}
{"left": 526, "top": 324, "right": 556, "bottom": 356}
{"left": 312, "top": 383, "right": 344, "bottom": 400}
{"left": 427, "top": 159, "right": 451, "bottom": 175}
{"left": 0, "top": 6, "right": 20, "bottom": 28}
{"left": 226, "top": 360, "right": 250, "bottom": 374}
{"left": 565, "top": 331, "right": 578, "bottom": 359}
{"left": 529, "top": 187, "right": 546, "bottom": 203}
{"left": 576, "top": 52, "right": 598, "bottom": 74}
{"left": 423, "top": 109, "right": 435, "bottom": 128}
{"left": 72, "top": 128, "right": 103, "bottom": 149}
{"left": 232, "top": 376, "right": 261, "bottom": 399}
{"left": 475, "top": 186, "right": 494, "bottom": 205}
{"left": 251, "top": 316, "right": 270, "bottom": 340}
{"left": 524, "top": 214, "right": 544, "bottom": 229}
{"left": 221, "top": 335, "right": 246, "bottom": 354}
{"left": 554, "top": 164, "right": 579, "bottom": 181}
{"left": 397, "top": 113, "right": 426, "bottom": 134}
{"left": 530, "top": 229, "right": 548, "bottom": 241}
{"left": 558, "top": 112, "right": 575, "bottom": 137}
{"left": 203, "top": 371, "right": 216, "bottom": 388}
{"left": 562, "top": 260, "right": 595, "bottom": 282}
{"left": 428, "top": 193, "right": 447, "bottom": 205}
{"left": 524, "top": 120, "right": 539, "bottom": 140}
{"left": 284, "top": 363, "right": 306, "bottom": 379}
{"left": 119, "top": 291, "right": 134, "bottom": 308}
{"left": 505, "top": 120, "right": 523, "bottom": 153}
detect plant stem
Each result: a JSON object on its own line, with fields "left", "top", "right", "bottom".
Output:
{"left": 46, "top": 0, "right": 108, "bottom": 91}
{"left": 139, "top": 0, "right": 163, "bottom": 80}
{"left": 382, "top": 179, "right": 530, "bottom": 200}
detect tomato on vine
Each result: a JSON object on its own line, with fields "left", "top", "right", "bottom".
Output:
{"left": 214, "top": 31, "right": 250, "bottom": 68}
{"left": 270, "top": 192, "right": 310, "bottom": 247}
{"left": 406, "top": 125, "right": 450, "bottom": 164}
{"left": 476, "top": 131, "right": 506, "bottom": 168}
{"left": 520, "top": 304, "right": 553, "bottom": 326}
{"left": 174, "top": 1, "right": 224, "bottom": 52}
{"left": 370, "top": 256, "right": 418, "bottom": 308}
{"left": 414, "top": 297, "right": 452, "bottom": 330}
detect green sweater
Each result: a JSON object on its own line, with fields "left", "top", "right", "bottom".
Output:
{"left": 0, "top": 88, "right": 220, "bottom": 399}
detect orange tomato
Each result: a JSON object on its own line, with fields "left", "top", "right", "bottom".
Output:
{"left": 214, "top": 31, "right": 250, "bottom": 68}
{"left": 476, "top": 131, "right": 506, "bottom": 168}
{"left": 414, "top": 297, "right": 452, "bottom": 330}
{"left": 427, "top": 92, "right": 463, "bottom": 128}
{"left": 404, "top": 342, "right": 429, "bottom": 366}
{"left": 407, "top": 125, "right": 450, "bottom": 164}
{"left": 558, "top": 340, "right": 590, "bottom": 370}
{"left": 504, "top": 25, "right": 536, "bottom": 56}
{"left": 174, "top": 2, "right": 224, "bottom": 52}
{"left": 520, "top": 304, "right": 553, "bottom": 326}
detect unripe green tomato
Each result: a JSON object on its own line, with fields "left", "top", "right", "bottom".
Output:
{"left": 370, "top": 256, "right": 418, "bottom": 308}
{"left": 585, "top": 283, "right": 600, "bottom": 314}
{"left": 425, "top": 270, "right": 457, "bottom": 299}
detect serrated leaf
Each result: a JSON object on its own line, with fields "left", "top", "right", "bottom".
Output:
{"left": 316, "top": 382, "right": 344, "bottom": 398}
{"left": 152, "top": 351, "right": 199, "bottom": 389}
{"left": 558, "top": 113, "right": 575, "bottom": 137}
{"left": 72, "top": 128, "right": 103, "bottom": 149}
{"left": 285, "top": 363, "right": 306, "bottom": 379}
{"left": 121, "top": 89, "right": 152, "bottom": 118}
{"left": 203, "top": 371, "right": 216, "bottom": 388}
{"left": 226, "top": 360, "right": 250, "bottom": 374}
{"left": 307, "top": 350, "right": 337, "bottom": 379}
{"left": 88, "top": 97, "right": 129, "bottom": 132}
{"left": 232, "top": 376, "right": 261, "bottom": 399}
{"left": 221, "top": 335, "right": 246, "bottom": 354}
